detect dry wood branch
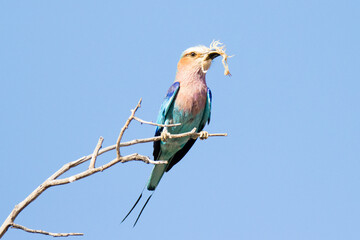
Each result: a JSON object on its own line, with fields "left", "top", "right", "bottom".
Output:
{"left": 116, "top": 98, "right": 142, "bottom": 159}
{"left": 11, "top": 224, "right": 83, "bottom": 237}
{"left": 0, "top": 100, "right": 227, "bottom": 239}
{"left": 133, "top": 116, "right": 181, "bottom": 128}
{"left": 89, "top": 137, "right": 104, "bottom": 169}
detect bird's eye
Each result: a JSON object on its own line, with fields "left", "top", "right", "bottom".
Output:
{"left": 190, "top": 52, "right": 196, "bottom": 57}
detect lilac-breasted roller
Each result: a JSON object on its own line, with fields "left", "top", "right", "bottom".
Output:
{"left": 122, "top": 42, "right": 231, "bottom": 226}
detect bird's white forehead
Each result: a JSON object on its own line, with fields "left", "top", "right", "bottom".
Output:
{"left": 181, "top": 45, "right": 210, "bottom": 57}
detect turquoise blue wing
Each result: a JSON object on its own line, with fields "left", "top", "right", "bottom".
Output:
{"left": 153, "top": 82, "right": 180, "bottom": 160}
{"left": 155, "top": 82, "right": 180, "bottom": 128}
{"left": 199, "top": 87, "right": 212, "bottom": 131}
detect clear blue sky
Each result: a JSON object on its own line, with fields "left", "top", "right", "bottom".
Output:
{"left": 1, "top": 1, "right": 359, "bottom": 239}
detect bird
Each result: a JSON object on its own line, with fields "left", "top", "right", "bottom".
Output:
{"left": 122, "top": 41, "right": 230, "bottom": 226}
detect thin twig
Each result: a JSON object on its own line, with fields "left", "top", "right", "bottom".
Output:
{"left": 116, "top": 98, "right": 142, "bottom": 159}
{"left": 11, "top": 223, "right": 83, "bottom": 237}
{"left": 133, "top": 116, "right": 181, "bottom": 128}
{"left": 89, "top": 137, "right": 104, "bottom": 169}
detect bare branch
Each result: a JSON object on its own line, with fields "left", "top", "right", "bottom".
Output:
{"left": 116, "top": 98, "right": 142, "bottom": 159}
{"left": 89, "top": 137, "right": 104, "bottom": 169}
{"left": 49, "top": 154, "right": 168, "bottom": 187}
{"left": 133, "top": 116, "right": 181, "bottom": 128}
{"left": 11, "top": 223, "right": 83, "bottom": 237}
{"left": 0, "top": 100, "right": 227, "bottom": 239}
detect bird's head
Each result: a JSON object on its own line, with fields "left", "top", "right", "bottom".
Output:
{"left": 178, "top": 46, "right": 220, "bottom": 74}
{"left": 176, "top": 41, "right": 231, "bottom": 77}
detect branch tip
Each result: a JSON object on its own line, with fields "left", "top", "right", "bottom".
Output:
{"left": 10, "top": 223, "right": 84, "bottom": 237}
{"left": 89, "top": 137, "right": 104, "bottom": 169}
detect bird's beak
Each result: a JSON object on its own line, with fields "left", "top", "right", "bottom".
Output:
{"left": 202, "top": 51, "right": 220, "bottom": 73}
{"left": 204, "top": 51, "right": 221, "bottom": 60}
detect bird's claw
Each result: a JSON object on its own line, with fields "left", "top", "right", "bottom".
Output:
{"left": 161, "top": 129, "right": 170, "bottom": 142}
{"left": 199, "top": 131, "right": 209, "bottom": 140}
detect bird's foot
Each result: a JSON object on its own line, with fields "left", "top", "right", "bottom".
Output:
{"left": 199, "top": 131, "right": 209, "bottom": 140}
{"left": 161, "top": 128, "right": 170, "bottom": 142}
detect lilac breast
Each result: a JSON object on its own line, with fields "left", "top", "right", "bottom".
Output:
{"left": 175, "top": 82, "right": 207, "bottom": 115}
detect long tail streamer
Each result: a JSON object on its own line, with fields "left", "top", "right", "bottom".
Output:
{"left": 121, "top": 186, "right": 155, "bottom": 227}
{"left": 121, "top": 191, "right": 143, "bottom": 223}
{"left": 133, "top": 193, "right": 153, "bottom": 227}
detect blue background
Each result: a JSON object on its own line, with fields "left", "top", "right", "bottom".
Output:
{"left": 1, "top": 1, "right": 359, "bottom": 239}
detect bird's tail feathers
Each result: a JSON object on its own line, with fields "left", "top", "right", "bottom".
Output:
{"left": 122, "top": 162, "right": 167, "bottom": 226}
{"left": 147, "top": 164, "right": 167, "bottom": 190}
{"left": 133, "top": 192, "right": 153, "bottom": 227}
{"left": 121, "top": 185, "right": 154, "bottom": 227}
